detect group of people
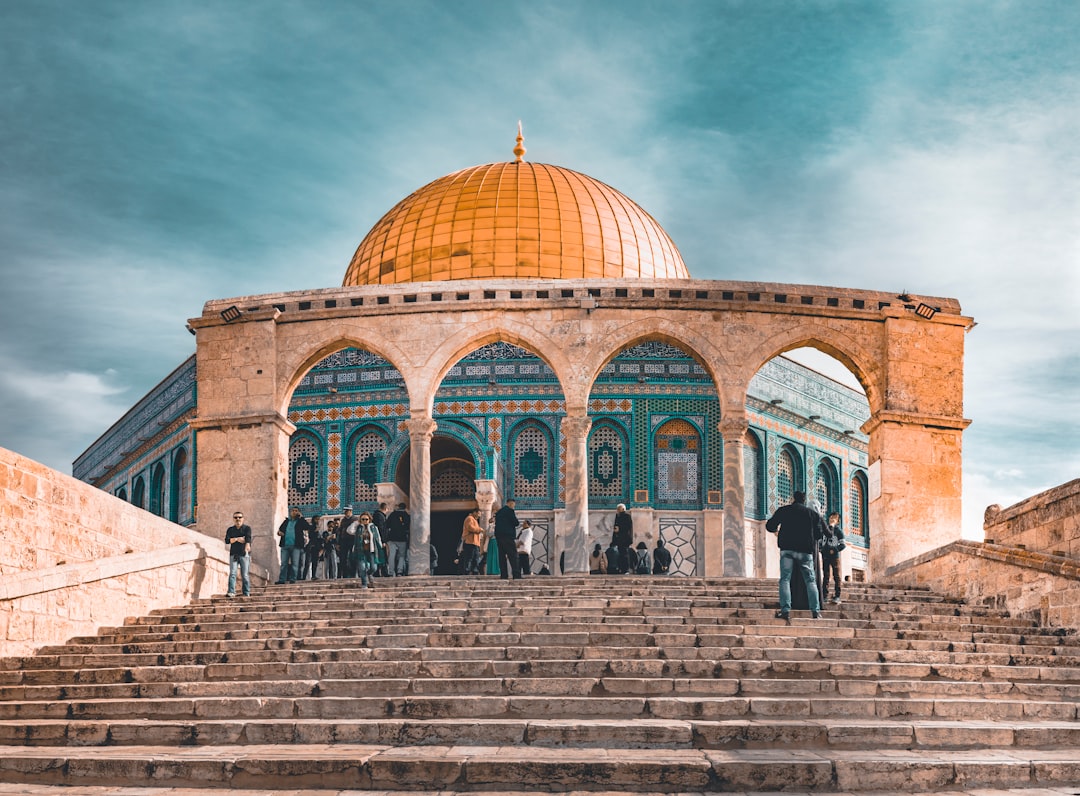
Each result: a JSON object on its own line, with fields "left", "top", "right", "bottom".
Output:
{"left": 457, "top": 499, "right": 534, "bottom": 578}
{"left": 589, "top": 504, "right": 672, "bottom": 575}
{"left": 224, "top": 502, "right": 412, "bottom": 597}
{"left": 765, "top": 490, "right": 847, "bottom": 619}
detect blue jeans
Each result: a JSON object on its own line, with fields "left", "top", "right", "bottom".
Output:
{"left": 779, "top": 550, "right": 821, "bottom": 614}
{"left": 356, "top": 554, "right": 376, "bottom": 586}
{"left": 278, "top": 545, "right": 301, "bottom": 583}
{"left": 228, "top": 554, "right": 250, "bottom": 596}
{"left": 387, "top": 541, "right": 408, "bottom": 575}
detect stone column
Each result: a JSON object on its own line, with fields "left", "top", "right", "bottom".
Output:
{"left": 719, "top": 415, "right": 749, "bottom": 577}
{"left": 190, "top": 412, "right": 294, "bottom": 577}
{"left": 406, "top": 417, "right": 437, "bottom": 575}
{"left": 560, "top": 415, "right": 592, "bottom": 574}
{"left": 473, "top": 479, "right": 500, "bottom": 528}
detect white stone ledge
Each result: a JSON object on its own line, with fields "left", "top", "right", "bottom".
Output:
{"left": 0, "top": 543, "right": 229, "bottom": 602}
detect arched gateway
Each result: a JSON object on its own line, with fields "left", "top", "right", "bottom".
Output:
{"left": 187, "top": 141, "right": 972, "bottom": 578}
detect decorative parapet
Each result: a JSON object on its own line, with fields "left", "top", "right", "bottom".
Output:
{"left": 885, "top": 540, "right": 1080, "bottom": 629}
{"left": 190, "top": 278, "right": 969, "bottom": 330}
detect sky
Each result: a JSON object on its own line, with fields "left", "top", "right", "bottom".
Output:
{"left": 1, "top": 0, "right": 1077, "bottom": 539}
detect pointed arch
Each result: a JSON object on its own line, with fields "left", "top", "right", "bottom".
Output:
{"left": 588, "top": 418, "right": 629, "bottom": 507}
{"left": 287, "top": 431, "right": 322, "bottom": 510}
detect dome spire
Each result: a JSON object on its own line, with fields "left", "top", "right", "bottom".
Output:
{"left": 513, "top": 121, "right": 526, "bottom": 162}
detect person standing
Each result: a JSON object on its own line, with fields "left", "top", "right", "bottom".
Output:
{"left": 820, "top": 512, "right": 846, "bottom": 604}
{"left": 613, "top": 503, "right": 633, "bottom": 574}
{"left": 385, "top": 503, "right": 411, "bottom": 576}
{"left": 276, "top": 507, "right": 311, "bottom": 585}
{"left": 372, "top": 502, "right": 390, "bottom": 577}
{"left": 516, "top": 519, "right": 534, "bottom": 577}
{"left": 225, "top": 511, "right": 252, "bottom": 597}
{"left": 338, "top": 506, "right": 359, "bottom": 578}
{"left": 765, "top": 490, "right": 825, "bottom": 619}
{"left": 323, "top": 519, "right": 339, "bottom": 580}
{"left": 460, "top": 508, "right": 484, "bottom": 575}
{"left": 351, "top": 511, "right": 384, "bottom": 590}
{"left": 652, "top": 538, "right": 672, "bottom": 575}
{"left": 493, "top": 498, "right": 522, "bottom": 579}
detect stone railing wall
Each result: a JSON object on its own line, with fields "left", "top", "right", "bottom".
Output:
{"left": 983, "top": 479, "right": 1080, "bottom": 558}
{"left": 885, "top": 540, "right": 1080, "bottom": 629}
{"left": 1, "top": 446, "right": 264, "bottom": 658}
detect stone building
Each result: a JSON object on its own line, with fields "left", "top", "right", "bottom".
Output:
{"left": 74, "top": 133, "right": 972, "bottom": 580}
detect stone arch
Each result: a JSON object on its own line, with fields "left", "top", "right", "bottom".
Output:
{"left": 739, "top": 322, "right": 880, "bottom": 415}
{"left": 418, "top": 319, "right": 576, "bottom": 416}
{"left": 579, "top": 318, "right": 730, "bottom": 407}
{"left": 276, "top": 335, "right": 414, "bottom": 418}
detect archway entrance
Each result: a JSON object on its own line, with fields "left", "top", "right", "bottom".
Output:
{"left": 429, "top": 436, "right": 476, "bottom": 575}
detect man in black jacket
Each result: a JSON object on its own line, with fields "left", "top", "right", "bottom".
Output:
{"left": 385, "top": 503, "right": 411, "bottom": 575}
{"left": 493, "top": 499, "right": 522, "bottom": 579}
{"left": 276, "top": 507, "right": 312, "bottom": 585}
{"left": 765, "top": 491, "right": 825, "bottom": 619}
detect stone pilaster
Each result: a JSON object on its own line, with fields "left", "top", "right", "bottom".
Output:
{"left": 863, "top": 410, "right": 970, "bottom": 573}
{"left": 719, "top": 415, "right": 749, "bottom": 577}
{"left": 189, "top": 412, "right": 294, "bottom": 575}
{"left": 560, "top": 415, "right": 592, "bottom": 574}
{"left": 405, "top": 417, "right": 437, "bottom": 575}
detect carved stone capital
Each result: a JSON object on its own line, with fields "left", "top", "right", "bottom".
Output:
{"left": 561, "top": 415, "right": 593, "bottom": 440}
{"left": 718, "top": 415, "right": 749, "bottom": 439}
{"left": 405, "top": 417, "right": 438, "bottom": 442}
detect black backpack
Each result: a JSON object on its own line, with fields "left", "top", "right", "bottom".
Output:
{"left": 634, "top": 550, "right": 650, "bottom": 574}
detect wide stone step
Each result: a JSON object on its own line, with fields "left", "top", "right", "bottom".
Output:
{"left": 1, "top": 694, "right": 1075, "bottom": 722}
{"left": 2, "top": 717, "right": 1079, "bottom": 750}
{"left": 0, "top": 743, "right": 1078, "bottom": 791}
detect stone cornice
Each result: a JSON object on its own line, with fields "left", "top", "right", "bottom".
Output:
{"left": 189, "top": 412, "right": 296, "bottom": 435}
{"left": 862, "top": 411, "right": 972, "bottom": 434}
{"left": 188, "top": 278, "right": 970, "bottom": 330}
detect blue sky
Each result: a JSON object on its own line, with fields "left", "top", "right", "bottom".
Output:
{"left": 1, "top": 1, "right": 1077, "bottom": 538}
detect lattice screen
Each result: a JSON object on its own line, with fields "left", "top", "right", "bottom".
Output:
{"left": 513, "top": 425, "right": 550, "bottom": 498}
{"left": 352, "top": 431, "right": 386, "bottom": 503}
{"left": 289, "top": 435, "right": 320, "bottom": 507}
{"left": 588, "top": 423, "right": 624, "bottom": 499}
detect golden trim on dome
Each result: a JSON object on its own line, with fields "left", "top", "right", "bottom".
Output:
{"left": 513, "top": 121, "right": 526, "bottom": 163}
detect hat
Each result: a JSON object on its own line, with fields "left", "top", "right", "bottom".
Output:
{"left": 343, "top": 505, "right": 353, "bottom": 512}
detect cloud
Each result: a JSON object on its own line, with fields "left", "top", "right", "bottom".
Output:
{"left": 0, "top": 348, "right": 132, "bottom": 471}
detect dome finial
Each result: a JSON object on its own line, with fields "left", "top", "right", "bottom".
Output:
{"left": 513, "top": 121, "right": 526, "bottom": 162}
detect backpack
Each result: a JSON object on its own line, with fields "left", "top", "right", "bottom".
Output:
{"left": 634, "top": 550, "right": 650, "bottom": 575}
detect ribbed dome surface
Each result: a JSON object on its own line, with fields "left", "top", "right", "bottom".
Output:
{"left": 343, "top": 161, "right": 688, "bottom": 286}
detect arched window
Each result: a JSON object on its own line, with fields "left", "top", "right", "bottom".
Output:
{"left": 777, "top": 446, "right": 800, "bottom": 507}
{"left": 432, "top": 459, "right": 475, "bottom": 499}
{"left": 743, "top": 431, "right": 763, "bottom": 517}
{"left": 351, "top": 429, "right": 387, "bottom": 504}
{"left": 149, "top": 462, "right": 166, "bottom": 517}
{"left": 849, "top": 472, "right": 868, "bottom": 537}
{"left": 655, "top": 418, "right": 701, "bottom": 507}
{"left": 288, "top": 434, "right": 321, "bottom": 509}
{"left": 512, "top": 423, "right": 551, "bottom": 500}
{"left": 132, "top": 476, "right": 145, "bottom": 509}
{"left": 814, "top": 459, "right": 838, "bottom": 517}
{"left": 588, "top": 421, "right": 627, "bottom": 503}
{"left": 116, "top": 486, "right": 128, "bottom": 502}
{"left": 169, "top": 447, "right": 189, "bottom": 523}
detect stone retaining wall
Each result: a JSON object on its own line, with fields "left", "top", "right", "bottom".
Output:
{"left": 885, "top": 540, "right": 1080, "bottom": 629}
{"left": 983, "top": 479, "right": 1080, "bottom": 558}
{"left": 1, "top": 446, "right": 256, "bottom": 657}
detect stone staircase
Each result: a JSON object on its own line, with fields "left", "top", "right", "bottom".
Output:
{"left": 1, "top": 576, "right": 1080, "bottom": 793}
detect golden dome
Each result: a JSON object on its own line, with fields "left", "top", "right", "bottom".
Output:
{"left": 343, "top": 159, "right": 688, "bottom": 286}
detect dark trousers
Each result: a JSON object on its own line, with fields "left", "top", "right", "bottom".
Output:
{"left": 459, "top": 543, "right": 481, "bottom": 575}
{"left": 518, "top": 552, "right": 530, "bottom": 576}
{"left": 496, "top": 535, "right": 521, "bottom": 579}
{"left": 821, "top": 552, "right": 841, "bottom": 597}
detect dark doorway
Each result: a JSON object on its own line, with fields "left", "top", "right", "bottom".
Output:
{"left": 431, "top": 510, "right": 471, "bottom": 575}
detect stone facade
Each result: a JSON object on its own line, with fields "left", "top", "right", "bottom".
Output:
{"left": 0, "top": 446, "right": 243, "bottom": 657}
{"left": 187, "top": 277, "right": 971, "bottom": 578}
{"left": 983, "top": 479, "right": 1080, "bottom": 557}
